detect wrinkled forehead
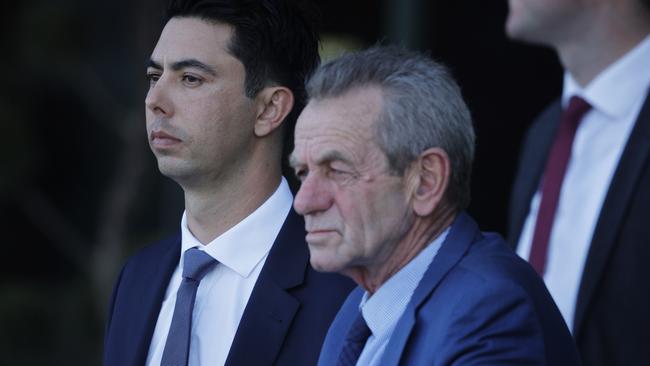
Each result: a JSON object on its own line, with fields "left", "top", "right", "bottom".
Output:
{"left": 292, "top": 87, "right": 386, "bottom": 164}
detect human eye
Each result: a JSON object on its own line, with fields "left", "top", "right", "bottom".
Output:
{"left": 327, "top": 163, "right": 354, "bottom": 182}
{"left": 182, "top": 73, "right": 203, "bottom": 87}
{"left": 146, "top": 70, "right": 161, "bottom": 86}
{"left": 294, "top": 167, "right": 308, "bottom": 182}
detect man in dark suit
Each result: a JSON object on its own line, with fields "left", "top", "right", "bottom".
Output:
{"left": 506, "top": 0, "right": 650, "bottom": 365}
{"left": 103, "top": 1, "right": 353, "bottom": 365}
{"left": 290, "top": 46, "right": 580, "bottom": 366}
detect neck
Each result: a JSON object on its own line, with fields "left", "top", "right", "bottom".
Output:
{"left": 181, "top": 148, "right": 283, "bottom": 244}
{"left": 555, "top": 7, "right": 650, "bottom": 86}
{"left": 184, "top": 178, "right": 280, "bottom": 244}
{"left": 349, "top": 204, "right": 456, "bottom": 294}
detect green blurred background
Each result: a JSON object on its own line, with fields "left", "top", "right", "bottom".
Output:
{"left": 0, "top": 0, "right": 560, "bottom": 364}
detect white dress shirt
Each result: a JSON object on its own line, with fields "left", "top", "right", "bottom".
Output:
{"left": 145, "top": 177, "right": 293, "bottom": 366}
{"left": 517, "top": 35, "right": 650, "bottom": 330}
{"left": 356, "top": 228, "right": 449, "bottom": 366}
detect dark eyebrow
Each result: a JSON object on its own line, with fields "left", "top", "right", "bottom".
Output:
{"left": 146, "top": 58, "right": 217, "bottom": 77}
{"left": 146, "top": 58, "right": 162, "bottom": 70}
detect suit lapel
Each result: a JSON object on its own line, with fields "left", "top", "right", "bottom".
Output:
{"left": 574, "top": 90, "right": 650, "bottom": 336}
{"left": 128, "top": 235, "right": 180, "bottom": 365}
{"left": 225, "top": 209, "right": 307, "bottom": 365}
{"left": 381, "top": 213, "right": 480, "bottom": 366}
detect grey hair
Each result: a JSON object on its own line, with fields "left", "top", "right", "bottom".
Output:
{"left": 306, "top": 46, "right": 475, "bottom": 209}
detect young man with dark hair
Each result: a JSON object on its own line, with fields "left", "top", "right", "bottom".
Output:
{"left": 103, "top": 1, "right": 353, "bottom": 365}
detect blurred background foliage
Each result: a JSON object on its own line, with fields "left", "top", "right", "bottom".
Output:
{"left": 0, "top": 0, "right": 560, "bottom": 364}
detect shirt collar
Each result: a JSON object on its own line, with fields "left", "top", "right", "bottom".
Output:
{"left": 180, "top": 177, "right": 293, "bottom": 278}
{"left": 563, "top": 34, "right": 650, "bottom": 119}
{"left": 359, "top": 227, "right": 450, "bottom": 338}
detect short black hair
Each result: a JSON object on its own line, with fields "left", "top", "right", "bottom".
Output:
{"left": 166, "top": 0, "right": 321, "bottom": 188}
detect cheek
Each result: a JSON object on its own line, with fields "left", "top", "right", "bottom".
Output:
{"left": 360, "top": 187, "right": 409, "bottom": 248}
{"left": 205, "top": 92, "right": 255, "bottom": 132}
{"left": 185, "top": 98, "right": 236, "bottom": 140}
{"left": 336, "top": 195, "right": 380, "bottom": 256}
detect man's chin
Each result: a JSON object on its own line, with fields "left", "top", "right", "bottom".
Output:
{"left": 505, "top": 16, "right": 529, "bottom": 41}
{"left": 156, "top": 160, "right": 196, "bottom": 183}
{"left": 308, "top": 254, "right": 345, "bottom": 274}
{"left": 504, "top": 14, "right": 550, "bottom": 46}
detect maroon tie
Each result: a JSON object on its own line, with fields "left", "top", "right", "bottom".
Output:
{"left": 529, "top": 96, "right": 592, "bottom": 275}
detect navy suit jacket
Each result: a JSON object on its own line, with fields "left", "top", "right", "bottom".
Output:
{"left": 319, "top": 213, "right": 580, "bottom": 366}
{"left": 104, "top": 209, "right": 354, "bottom": 366}
{"left": 508, "top": 90, "right": 650, "bottom": 366}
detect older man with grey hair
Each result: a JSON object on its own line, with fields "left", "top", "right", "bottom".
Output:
{"left": 290, "top": 46, "right": 581, "bottom": 366}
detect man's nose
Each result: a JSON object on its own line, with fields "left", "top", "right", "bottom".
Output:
{"left": 145, "top": 76, "right": 174, "bottom": 117}
{"left": 294, "top": 173, "right": 332, "bottom": 216}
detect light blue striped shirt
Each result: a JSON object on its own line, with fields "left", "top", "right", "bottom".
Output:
{"left": 356, "top": 228, "right": 449, "bottom": 366}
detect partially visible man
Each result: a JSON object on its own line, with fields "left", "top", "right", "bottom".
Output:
{"left": 506, "top": 0, "right": 650, "bottom": 364}
{"left": 290, "top": 46, "right": 581, "bottom": 366}
{"left": 103, "top": 1, "right": 354, "bottom": 365}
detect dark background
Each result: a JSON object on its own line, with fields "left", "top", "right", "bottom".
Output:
{"left": 0, "top": 0, "right": 561, "bottom": 364}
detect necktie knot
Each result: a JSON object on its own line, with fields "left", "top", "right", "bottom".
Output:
{"left": 182, "top": 247, "right": 216, "bottom": 281}
{"left": 336, "top": 311, "right": 371, "bottom": 366}
{"left": 161, "top": 247, "right": 217, "bottom": 366}
{"left": 562, "top": 96, "right": 592, "bottom": 129}
{"left": 346, "top": 312, "right": 371, "bottom": 343}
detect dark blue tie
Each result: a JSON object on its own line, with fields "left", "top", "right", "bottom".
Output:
{"left": 336, "top": 311, "right": 371, "bottom": 366}
{"left": 161, "top": 247, "right": 217, "bottom": 366}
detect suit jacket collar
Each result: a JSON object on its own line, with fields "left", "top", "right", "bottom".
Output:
{"left": 127, "top": 234, "right": 181, "bottom": 366}
{"left": 381, "top": 212, "right": 481, "bottom": 365}
{"left": 508, "top": 100, "right": 562, "bottom": 247}
{"left": 225, "top": 208, "right": 308, "bottom": 365}
{"left": 509, "top": 89, "right": 650, "bottom": 337}
{"left": 573, "top": 89, "right": 650, "bottom": 336}
{"left": 123, "top": 209, "right": 308, "bottom": 366}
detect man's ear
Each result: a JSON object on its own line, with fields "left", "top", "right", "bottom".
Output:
{"left": 406, "top": 147, "right": 450, "bottom": 216}
{"left": 254, "top": 86, "right": 294, "bottom": 137}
